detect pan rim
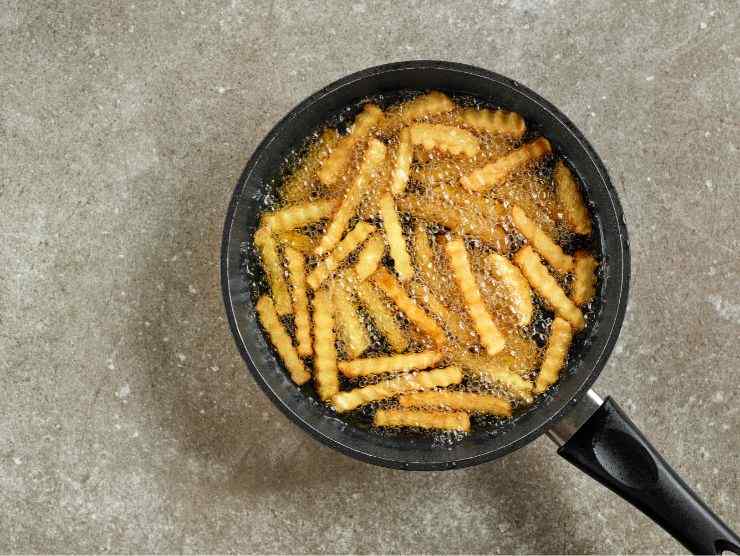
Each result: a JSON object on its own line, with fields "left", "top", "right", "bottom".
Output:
{"left": 221, "top": 60, "right": 630, "bottom": 470}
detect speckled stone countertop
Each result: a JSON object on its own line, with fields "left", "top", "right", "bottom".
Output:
{"left": 1, "top": 1, "right": 738, "bottom": 553}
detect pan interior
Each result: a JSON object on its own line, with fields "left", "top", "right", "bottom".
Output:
{"left": 222, "top": 62, "right": 629, "bottom": 470}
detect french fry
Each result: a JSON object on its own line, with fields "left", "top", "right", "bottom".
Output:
{"left": 338, "top": 350, "right": 443, "bottom": 378}
{"left": 353, "top": 234, "right": 385, "bottom": 281}
{"left": 312, "top": 288, "right": 339, "bottom": 400}
{"left": 511, "top": 205, "right": 573, "bottom": 273}
{"left": 399, "top": 91, "right": 455, "bottom": 123}
{"left": 315, "top": 139, "right": 386, "bottom": 255}
{"left": 397, "top": 194, "right": 507, "bottom": 248}
{"left": 253, "top": 226, "right": 292, "bottom": 316}
{"left": 261, "top": 198, "right": 339, "bottom": 233}
{"left": 284, "top": 247, "right": 312, "bottom": 357}
{"left": 513, "top": 246, "right": 585, "bottom": 330}
{"left": 461, "top": 108, "right": 526, "bottom": 139}
{"left": 390, "top": 127, "right": 413, "bottom": 195}
{"left": 410, "top": 282, "right": 475, "bottom": 344}
{"left": 256, "top": 295, "right": 310, "bottom": 385}
{"left": 307, "top": 221, "right": 376, "bottom": 290}
{"left": 371, "top": 267, "right": 446, "bottom": 347}
{"left": 399, "top": 390, "right": 512, "bottom": 417}
{"left": 460, "top": 137, "right": 552, "bottom": 193}
{"left": 453, "top": 353, "right": 534, "bottom": 402}
{"left": 535, "top": 317, "right": 573, "bottom": 394}
{"left": 409, "top": 123, "right": 480, "bottom": 157}
{"left": 374, "top": 408, "right": 470, "bottom": 432}
{"left": 281, "top": 128, "right": 340, "bottom": 204}
{"left": 318, "top": 103, "right": 383, "bottom": 186}
{"left": 379, "top": 192, "right": 413, "bottom": 282}
{"left": 554, "top": 161, "right": 592, "bottom": 235}
{"left": 484, "top": 252, "right": 534, "bottom": 326}
{"left": 571, "top": 251, "right": 599, "bottom": 306}
{"left": 332, "top": 366, "right": 463, "bottom": 412}
{"left": 277, "top": 231, "right": 316, "bottom": 255}
{"left": 353, "top": 279, "right": 410, "bottom": 352}
{"left": 445, "top": 237, "right": 506, "bottom": 356}
{"left": 332, "top": 281, "right": 370, "bottom": 359}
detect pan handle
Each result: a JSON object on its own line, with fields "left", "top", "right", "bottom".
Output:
{"left": 548, "top": 391, "right": 740, "bottom": 554}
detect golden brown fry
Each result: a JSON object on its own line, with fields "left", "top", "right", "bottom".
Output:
{"left": 261, "top": 199, "right": 339, "bottom": 233}
{"left": 256, "top": 295, "right": 310, "bottom": 385}
{"left": 461, "top": 108, "right": 526, "bottom": 139}
{"left": 353, "top": 279, "right": 410, "bottom": 352}
{"left": 399, "top": 390, "right": 512, "bottom": 416}
{"left": 253, "top": 227, "right": 292, "bottom": 316}
{"left": 353, "top": 234, "right": 385, "bottom": 281}
{"left": 312, "top": 288, "right": 339, "bottom": 400}
{"left": 445, "top": 237, "right": 506, "bottom": 356}
{"left": 484, "top": 252, "right": 534, "bottom": 327}
{"left": 307, "top": 221, "right": 376, "bottom": 290}
{"left": 453, "top": 353, "right": 534, "bottom": 402}
{"left": 535, "top": 317, "right": 573, "bottom": 394}
{"left": 332, "top": 366, "right": 464, "bottom": 412}
{"left": 379, "top": 192, "right": 413, "bottom": 282}
{"left": 332, "top": 281, "right": 370, "bottom": 359}
{"left": 338, "top": 350, "right": 443, "bottom": 378}
{"left": 374, "top": 408, "right": 470, "bottom": 432}
{"left": 460, "top": 137, "right": 552, "bottom": 192}
{"left": 511, "top": 205, "right": 573, "bottom": 273}
{"left": 277, "top": 231, "right": 316, "bottom": 255}
{"left": 409, "top": 123, "right": 480, "bottom": 157}
{"left": 571, "top": 251, "right": 599, "bottom": 306}
{"left": 284, "top": 247, "right": 312, "bottom": 357}
{"left": 399, "top": 91, "right": 455, "bottom": 123}
{"left": 390, "top": 127, "right": 413, "bottom": 195}
{"left": 554, "top": 161, "right": 592, "bottom": 235}
{"left": 318, "top": 104, "right": 383, "bottom": 186}
{"left": 410, "top": 282, "right": 475, "bottom": 343}
{"left": 513, "top": 246, "right": 585, "bottom": 330}
{"left": 281, "top": 128, "right": 340, "bottom": 204}
{"left": 371, "top": 267, "right": 446, "bottom": 347}
{"left": 315, "top": 139, "right": 386, "bottom": 255}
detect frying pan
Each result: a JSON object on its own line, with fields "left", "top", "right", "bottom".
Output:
{"left": 221, "top": 61, "right": 739, "bottom": 554}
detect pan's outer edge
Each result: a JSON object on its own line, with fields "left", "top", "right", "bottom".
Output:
{"left": 220, "top": 60, "right": 631, "bottom": 471}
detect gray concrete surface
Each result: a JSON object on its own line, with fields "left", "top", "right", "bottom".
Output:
{"left": 1, "top": 1, "right": 738, "bottom": 553}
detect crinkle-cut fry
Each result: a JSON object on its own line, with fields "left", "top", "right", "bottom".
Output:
{"left": 409, "top": 123, "right": 480, "bottom": 157}
{"left": 484, "top": 252, "right": 534, "bottom": 327}
{"left": 332, "top": 366, "right": 464, "bottom": 412}
{"left": 315, "top": 139, "right": 386, "bottom": 255}
{"left": 571, "top": 251, "right": 599, "bottom": 306}
{"left": 461, "top": 108, "right": 526, "bottom": 139}
{"left": 511, "top": 205, "right": 573, "bottom": 273}
{"left": 277, "top": 231, "right": 316, "bottom": 256}
{"left": 374, "top": 408, "right": 470, "bottom": 432}
{"left": 261, "top": 199, "right": 339, "bottom": 233}
{"left": 398, "top": 195, "right": 507, "bottom": 249}
{"left": 445, "top": 237, "right": 506, "bottom": 356}
{"left": 253, "top": 227, "right": 292, "bottom": 316}
{"left": 312, "top": 288, "right": 339, "bottom": 400}
{"left": 318, "top": 103, "right": 384, "bottom": 186}
{"left": 371, "top": 268, "right": 446, "bottom": 347}
{"left": 379, "top": 192, "right": 413, "bottom": 282}
{"left": 353, "top": 279, "right": 409, "bottom": 353}
{"left": 399, "top": 91, "right": 456, "bottom": 123}
{"left": 555, "top": 161, "right": 592, "bottom": 235}
{"left": 513, "top": 246, "right": 585, "bottom": 330}
{"left": 332, "top": 281, "right": 370, "bottom": 359}
{"left": 535, "top": 317, "right": 573, "bottom": 394}
{"left": 453, "top": 353, "right": 534, "bottom": 402}
{"left": 410, "top": 282, "right": 475, "bottom": 344}
{"left": 281, "top": 128, "right": 340, "bottom": 204}
{"left": 284, "top": 247, "right": 312, "bottom": 357}
{"left": 460, "top": 137, "right": 552, "bottom": 193}
{"left": 256, "top": 295, "right": 310, "bottom": 385}
{"left": 353, "top": 234, "right": 385, "bottom": 282}
{"left": 390, "top": 127, "right": 413, "bottom": 195}
{"left": 307, "top": 221, "right": 376, "bottom": 290}
{"left": 338, "top": 350, "right": 443, "bottom": 378}
{"left": 399, "top": 390, "right": 512, "bottom": 417}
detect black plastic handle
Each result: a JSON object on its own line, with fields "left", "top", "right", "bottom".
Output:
{"left": 558, "top": 397, "right": 740, "bottom": 554}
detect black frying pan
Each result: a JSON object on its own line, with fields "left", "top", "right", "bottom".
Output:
{"left": 221, "top": 61, "right": 739, "bottom": 554}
